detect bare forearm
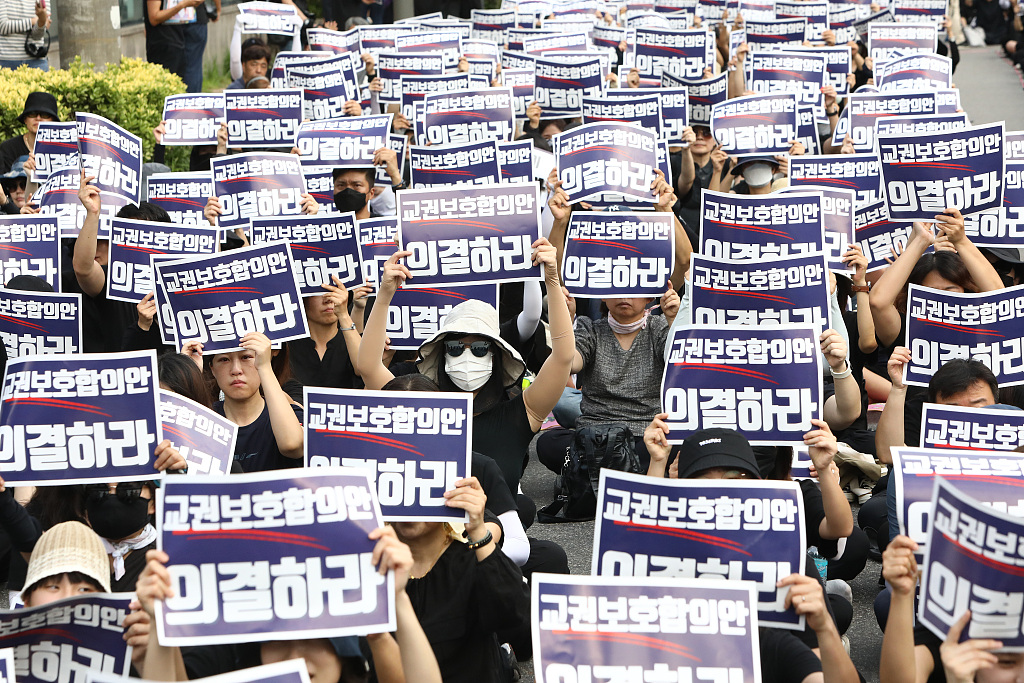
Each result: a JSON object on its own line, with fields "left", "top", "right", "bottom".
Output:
{"left": 880, "top": 591, "right": 918, "bottom": 683}
{"left": 357, "top": 289, "right": 397, "bottom": 390}
{"left": 260, "top": 372, "right": 304, "bottom": 458}
{"left": 816, "top": 624, "right": 860, "bottom": 683}
{"left": 875, "top": 386, "right": 907, "bottom": 465}
{"left": 817, "top": 469, "right": 854, "bottom": 539}
{"left": 367, "top": 632, "right": 406, "bottom": 683}
{"left": 957, "top": 239, "right": 1005, "bottom": 292}
{"left": 825, "top": 374, "right": 861, "bottom": 431}
{"left": 142, "top": 626, "right": 187, "bottom": 681}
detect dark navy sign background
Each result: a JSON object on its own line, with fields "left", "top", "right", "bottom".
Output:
{"left": 305, "top": 389, "right": 472, "bottom": 521}
{"left": 0, "top": 351, "right": 161, "bottom": 486}
{"left": 0, "top": 290, "right": 81, "bottom": 359}
{"left": 146, "top": 172, "right": 214, "bottom": 226}
{"left": 904, "top": 283, "right": 1024, "bottom": 387}
{"left": 533, "top": 576, "right": 761, "bottom": 683}
{"left": 0, "top": 216, "right": 60, "bottom": 290}
{"left": 157, "top": 469, "right": 394, "bottom": 645}
{"left": 593, "top": 471, "right": 806, "bottom": 629}
{"left": 382, "top": 285, "right": 499, "bottom": 350}
{"left": 662, "top": 325, "right": 822, "bottom": 445}
{"left": 790, "top": 153, "right": 884, "bottom": 208}
{"left": 700, "top": 190, "right": 825, "bottom": 260}
{"left": 161, "top": 93, "right": 226, "bottom": 146}
{"left": 562, "top": 212, "right": 674, "bottom": 298}
{"left": 159, "top": 389, "right": 237, "bottom": 476}
{"left": 249, "top": 214, "right": 363, "bottom": 296}
{"left": 920, "top": 404, "right": 1024, "bottom": 451}
{"left": 210, "top": 153, "right": 308, "bottom": 231}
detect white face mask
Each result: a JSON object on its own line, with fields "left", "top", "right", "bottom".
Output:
{"left": 742, "top": 162, "right": 774, "bottom": 189}
{"left": 444, "top": 351, "right": 493, "bottom": 391}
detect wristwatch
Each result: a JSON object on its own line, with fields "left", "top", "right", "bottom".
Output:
{"left": 850, "top": 284, "right": 870, "bottom": 293}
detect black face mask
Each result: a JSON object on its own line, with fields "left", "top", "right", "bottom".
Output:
{"left": 334, "top": 188, "right": 368, "bottom": 214}
{"left": 86, "top": 496, "right": 151, "bottom": 541}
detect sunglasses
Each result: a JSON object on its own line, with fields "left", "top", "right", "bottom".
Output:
{"left": 444, "top": 340, "right": 492, "bottom": 358}
{"left": 84, "top": 482, "right": 146, "bottom": 503}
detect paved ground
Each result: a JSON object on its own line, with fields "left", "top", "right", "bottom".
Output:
{"left": 509, "top": 44, "right": 1024, "bottom": 683}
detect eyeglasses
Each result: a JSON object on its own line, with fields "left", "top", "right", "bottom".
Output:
{"left": 24, "top": 112, "right": 54, "bottom": 120}
{"left": 84, "top": 482, "right": 145, "bottom": 503}
{"left": 693, "top": 128, "right": 712, "bottom": 138}
{"left": 444, "top": 340, "right": 492, "bottom": 358}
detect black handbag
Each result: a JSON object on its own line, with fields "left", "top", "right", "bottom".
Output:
{"left": 25, "top": 29, "right": 50, "bottom": 59}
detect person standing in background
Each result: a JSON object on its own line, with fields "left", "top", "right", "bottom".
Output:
{"left": 145, "top": 0, "right": 204, "bottom": 85}
{"left": 0, "top": 0, "right": 50, "bottom": 71}
{"left": 181, "top": 0, "right": 220, "bottom": 93}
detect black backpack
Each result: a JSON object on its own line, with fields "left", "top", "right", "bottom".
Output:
{"left": 538, "top": 423, "right": 642, "bottom": 523}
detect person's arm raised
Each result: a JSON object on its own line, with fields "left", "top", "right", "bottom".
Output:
{"left": 135, "top": 549, "right": 188, "bottom": 681}
{"left": 869, "top": 221, "right": 933, "bottom": 346}
{"left": 522, "top": 238, "right": 575, "bottom": 431}
{"left": 934, "top": 208, "right": 1004, "bottom": 292}
{"left": 875, "top": 346, "right": 911, "bottom": 464}
{"left": 779, "top": 573, "right": 860, "bottom": 683}
{"left": 803, "top": 419, "right": 853, "bottom": 540}
{"left": 880, "top": 535, "right": 935, "bottom": 683}
{"left": 242, "top": 332, "right": 304, "bottom": 459}
{"left": 72, "top": 175, "right": 107, "bottom": 297}
{"left": 820, "top": 328, "right": 861, "bottom": 430}
{"left": 356, "top": 251, "right": 410, "bottom": 390}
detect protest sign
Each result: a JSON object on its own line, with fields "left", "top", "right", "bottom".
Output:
{"left": 604, "top": 87, "right": 689, "bottom": 144}
{"left": 210, "top": 153, "right": 308, "bottom": 231}
{"left": 397, "top": 182, "right": 541, "bottom": 287}
{"left": 356, "top": 217, "right": 398, "bottom": 293}
{"left": 663, "top": 72, "right": 728, "bottom": 126}
{"left": 904, "top": 283, "right": 1024, "bottom": 387}
{"left": 0, "top": 650, "right": 10, "bottom": 683}
{"left": 471, "top": 8, "right": 517, "bottom": 42}
{"left": 893, "top": 0, "right": 947, "bottom": 29}
{"left": 798, "top": 45, "right": 853, "bottom": 96}
{"left": 744, "top": 18, "right": 809, "bottom": 50}
{"left": 868, "top": 22, "right": 938, "bottom": 61}
{"left": 747, "top": 52, "right": 827, "bottom": 115}
{"left": 790, "top": 153, "right": 883, "bottom": 207}
{"left": 776, "top": 0, "right": 829, "bottom": 38}
{"left": 224, "top": 90, "right": 303, "bottom": 148}
{"left": 700, "top": 190, "right": 826, "bottom": 260}
{"left": 830, "top": 91, "right": 938, "bottom": 152}
{"left": 378, "top": 284, "right": 500, "bottom": 349}
{"left": 249, "top": 213, "right": 362, "bottom": 295}
{"left": 500, "top": 69, "right": 536, "bottom": 120}
{"left": 269, "top": 51, "right": 331, "bottom": 89}
{"left": 0, "top": 290, "right": 81, "bottom": 359}
{"left": 376, "top": 53, "right": 445, "bottom": 104}
{"left": 0, "top": 595, "right": 133, "bottom": 683}
{"left": 562, "top": 212, "right": 674, "bottom": 298}
{"left": 633, "top": 27, "right": 714, "bottom": 79}
{"left": 37, "top": 164, "right": 97, "bottom": 238}
{"left": 286, "top": 57, "right": 360, "bottom": 121}
{"left": 1006, "top": 130, "right": 1024, "bottom": 160}
{"left": 854, "top": 200, "right": 917, "bottom": 272}
{"left": 498, "top": 140, "right": 533, "bottom": 184}
{"left": 795, "top": 107, "right": 822, "bottom": 156}
{"left": 0, "top": 215, "right": 60, "bottom": 290}
{"left": 295, "top": 115, "right": 394, "bottom": 169}
{"left": 523, "top": 32, "right": 589, "bottom": 54}
{"left": 892, "top": 447, "right": 1024, "bottom": 561}
{"left": 0, "top": 350, "right": 162, "bottom": 486}
{"left": 533, "top": 575, "right": 762, "bottom": 683}
{"left": 305, "top": 389, "right": 471, "bottom": 521}
{"left": 106, "top": 218, "right": 220, "bottom": 304}
{"left": 878, "top": 122, "right": 1004, "bottom": 221}
{"left": 422, "top": 88, "right": 514, "bottom": 145}
{"left": 1002, "top": 161, "right": 1024, "bottom": 247}
{"left": 159, "top": 389, "right": 237, "bottom": 476}
{"left": 358, "top": 24, "right": 418, "bottom": 51}
{"left": 409, "top": 140, "right": 502, "bottom": 187}
{"left": 399, "top": 73, "right": 472, "bottom": 120}
{"left": 689, "top": 253, "right": 831, "bottom": 330}
{"left": 662, "top": 324, "right": 822, "bottom": 444}
{"left": 593, "top": 25, "right": 627, "bottom": 49}
{"left": 89, "top": 660, "right": 311, "bottom": 683}
{"left": 920, "top": 404, "right": 1024, "bottom": 451}
{"left": 593, "top": 470, "right": 807, "bottom": 629}
{"left": 302, "top": 168, "right": 336, "bottom": 216}
{"left": 919, "top": 477, "right": 1024, "bottom": 648}
{"left": 307, "top": 27, "right": 361, "bottom": 58}
{"left": 874, "top": 112, "right": 969, "bottom": 138}
{"left": 146, "top": 173, "right": 214, "bottom": 225}
{"left": 151, "top": 254, "right": 180, "bottom": 346}
{"left": 876, "top": 52, "right": 953, "bottom": 91}
{"left": 711, "top": 93, "right": 799, "bottom": 156}
{"left": 777, "top": 186, "right": 855, "bottom": 273}
{"left": 534, "top": 54, "right": 605, "bottom": 117}
{"left": 237, "top": 1, "right": 302, "bottom": 35}
{"left": 161, "top": 94, "right": 225, "bottom": 146}
{"left": 76, "top": 112, "right": 142, "bottom": 207}
{"left": 506, "top": 28, "right": 554, "bottom": 52}
{"left": 553, "top": 123, "right": 659, "bottom": 204}
{"left": 156, "top": 469, "right": 394, "bottom": 645}
{"left": 581, "top": 94, "right": 663, "bottom": 137}
{"left": 395, "top": 30, "right": 463, "bottom": 68}
{"left": 154, "top": 241, "right": 308, "bottom": 352}
{"left": 29, "top": 122, "right": 77, "bottom": 183}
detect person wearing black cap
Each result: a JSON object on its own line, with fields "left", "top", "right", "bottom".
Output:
{"left": 0, "top": 91, "right": 58, "bottom": 175}
{"left": 0, "top": 163, "right": 28, "bottom": 214}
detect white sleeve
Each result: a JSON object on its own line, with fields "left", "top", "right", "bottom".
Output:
{"left": 230, "top": 18, "right": 244, "bottom": 81}
{"left": 516, "top": 279, "right": 543, "bottom": 343}
{"left": 498, "top": 510, "right": 531, "bottom": 566}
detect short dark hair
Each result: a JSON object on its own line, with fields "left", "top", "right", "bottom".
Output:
{"left": 382, "top": 374, "right": 439, "bottom": 392}
{"left": 24, "top": 571, "right": 103, "bottom": 600}
{"left": 117, "top": 201, "right": 171, "bottom": 223}
{"left": 928, "top": 359, "right": 998, "bottom": 403}
{"left": 241, "top": 43, "right": 272, "bottom": 64}
{"left": 332, "top": 167, "right": 375, "bottom": 187}
{"left": 158, "top": 352, "right": 213, "bottom": 408}
{"left": 896, "top": 251, "right": 974, "bottom": 313}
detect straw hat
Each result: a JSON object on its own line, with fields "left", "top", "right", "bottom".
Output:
{"left": 416, "top": 299, "right": 526, "bottom": 388}
{"left": 24, "top": 521, "right": 111, "bottom": 594}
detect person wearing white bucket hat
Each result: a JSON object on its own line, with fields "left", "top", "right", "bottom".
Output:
{"left": 358, "top": 238, "right": 575, "bottom": 495}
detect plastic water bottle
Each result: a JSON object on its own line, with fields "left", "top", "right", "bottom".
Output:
{"left": 808, "top": 546, "right": 827, "bottom": 585}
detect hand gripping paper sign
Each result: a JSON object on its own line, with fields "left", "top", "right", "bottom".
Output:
{"left": 532, "top": 575, "right": 762, "bottom": 683}
{"left": 592, "top": 470, "right": 807, "bottom": 630}
{"left": 553, "top": 123, "right": 659, "bottom": 204}
{"left": 305, "top": 388, "right": 472, "bottom": 522}
{"left": 155, "top": 469, "right": 395, "bottom": 645}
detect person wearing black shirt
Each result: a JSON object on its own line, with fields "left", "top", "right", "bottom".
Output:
{"left": 0, "top": 92, "right": 58, "bottom": 175}
{"left": 288, "top": 276, "right": 368, "bottom": 389}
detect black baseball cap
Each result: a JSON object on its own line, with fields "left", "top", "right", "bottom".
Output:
{"left": 676, "top": 428, "right": 761, "bottom": 479}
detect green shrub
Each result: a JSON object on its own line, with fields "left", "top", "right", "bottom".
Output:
{"left": 0, "top": 57, "right": 191, "bottom": 172}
